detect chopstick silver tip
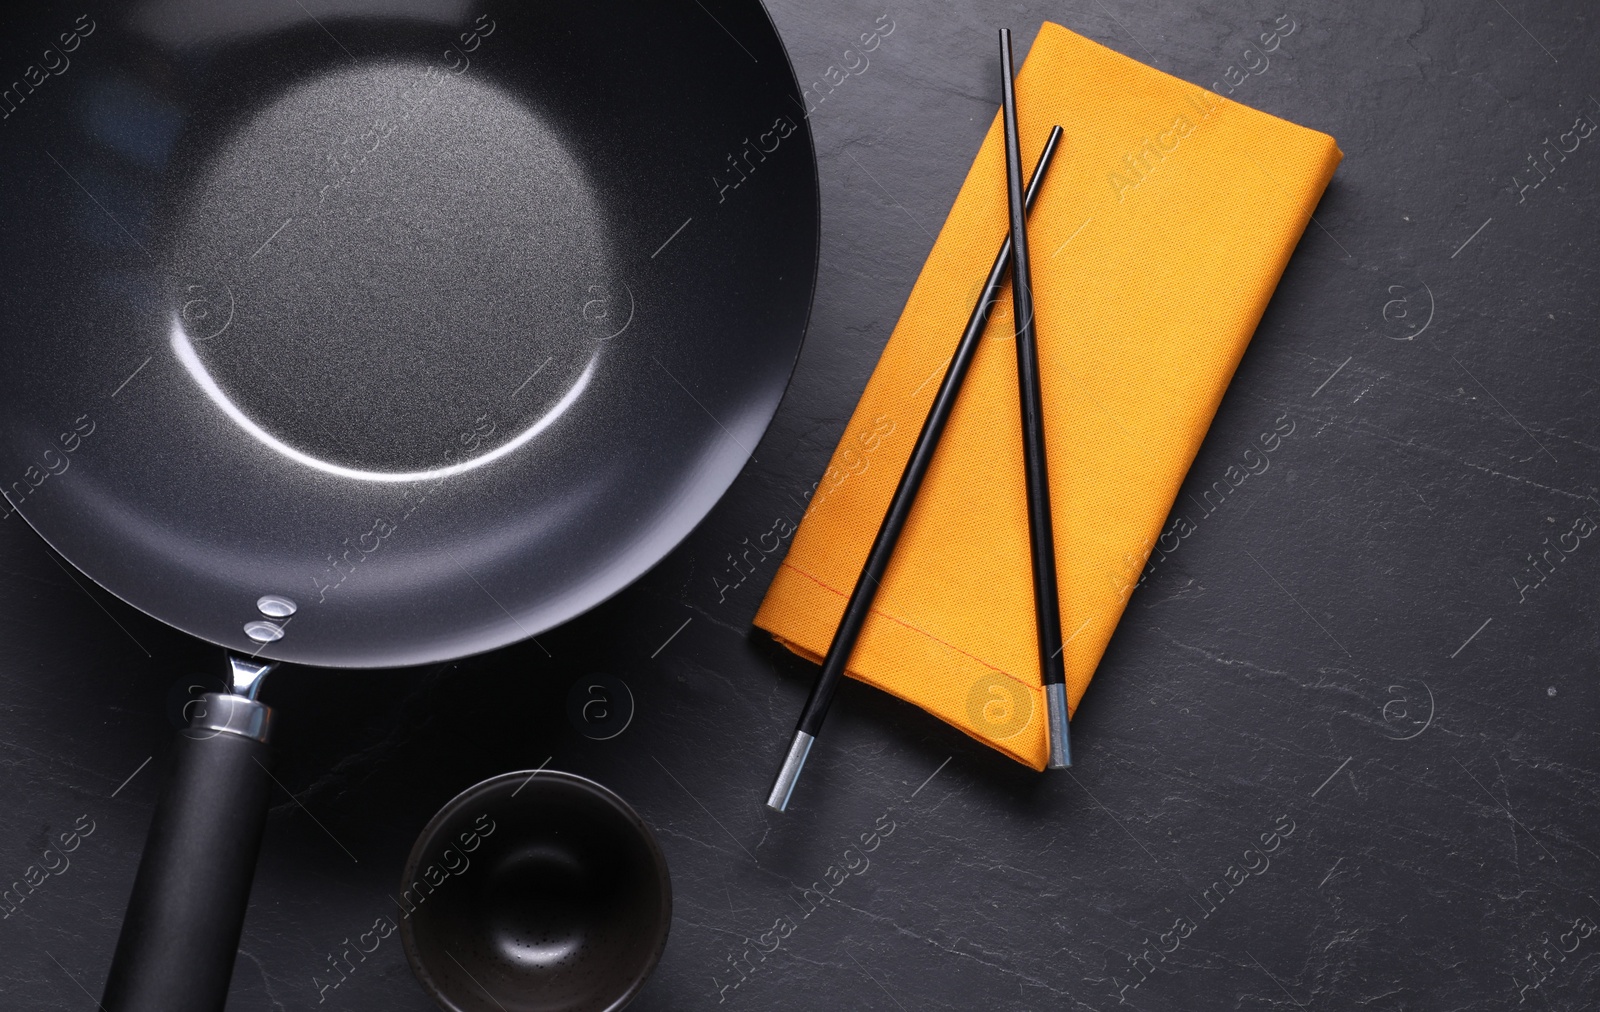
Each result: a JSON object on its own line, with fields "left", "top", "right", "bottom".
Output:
{"left": 765, "top": 730, "right": 816, "bottom": 812}
{"left": 1045, "top": 683, "right": 1072, "bottom": 769}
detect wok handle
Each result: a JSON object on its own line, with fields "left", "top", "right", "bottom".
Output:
{"left": 102, "top": 694, "right": 276, "bottom": 1012}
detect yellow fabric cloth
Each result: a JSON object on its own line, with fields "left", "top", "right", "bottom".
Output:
{"left": 755, "top": 22, "right": 1341, "bottom": 770}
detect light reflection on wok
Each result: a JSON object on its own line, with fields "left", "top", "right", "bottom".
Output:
{"left": 171, "top": 316, "right": 598, "bottom": 484}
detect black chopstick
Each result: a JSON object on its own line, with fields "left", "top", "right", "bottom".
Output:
{"left": 766, "top": 123, "right": 1066, "bottom": 812}
{"left": 999, "top": 28, "right": 1071, "bottom": 769}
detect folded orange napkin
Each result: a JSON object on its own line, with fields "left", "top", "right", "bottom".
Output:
{"left": 756, "top": 21, "right": 1341, "bottom": 769}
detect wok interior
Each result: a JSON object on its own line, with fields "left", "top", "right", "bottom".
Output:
{"left": 168, "top": 59, "right": 613, "bottom": 473}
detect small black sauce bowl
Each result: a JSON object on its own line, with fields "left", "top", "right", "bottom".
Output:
{"left": 399, "top": 770, "right": 671, "bottom": 1012}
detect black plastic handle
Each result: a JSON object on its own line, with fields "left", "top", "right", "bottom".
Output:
{"left": 102, "top": 696, "right": 275, "bottom": 1012}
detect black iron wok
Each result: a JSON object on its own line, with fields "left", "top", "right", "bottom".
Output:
{"left": 0, "top": 1, "right": 817, "bottom": 1008}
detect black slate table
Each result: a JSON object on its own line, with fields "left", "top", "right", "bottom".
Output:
{"left": 3, "top": 1, "right": 1598, "bottom": 1010}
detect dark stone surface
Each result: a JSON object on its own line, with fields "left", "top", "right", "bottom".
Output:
{"left": 2, "top": 2, "right": 1597, "bottom": 1010}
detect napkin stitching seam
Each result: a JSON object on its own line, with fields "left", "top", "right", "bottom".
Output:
{"left": 779, "top": 561, "right": 1036, "bottom": 692}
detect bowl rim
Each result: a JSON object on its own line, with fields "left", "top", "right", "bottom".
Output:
{"left": 398, "top": 769, "right": 673, "bottom": 1012}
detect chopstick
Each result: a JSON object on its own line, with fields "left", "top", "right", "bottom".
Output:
{"left": 999, "top": 28, "right": 1071, "bottom": 770}
{"left": 766, "top": 123, "right": 1066, "bottom": 812}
